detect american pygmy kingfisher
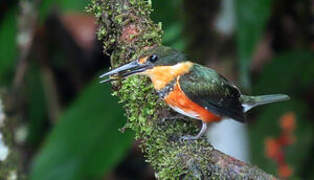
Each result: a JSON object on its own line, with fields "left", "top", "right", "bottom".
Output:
{"left": 100, "top": 46, "right": 290, "bottom": 140}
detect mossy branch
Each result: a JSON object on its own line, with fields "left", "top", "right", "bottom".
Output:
{"left": 87, "top": 0, "right": 277, "bottom": 179}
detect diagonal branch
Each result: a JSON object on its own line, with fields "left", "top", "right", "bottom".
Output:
{"left": 87, "top": 0, "right": 277, "bottom": 179}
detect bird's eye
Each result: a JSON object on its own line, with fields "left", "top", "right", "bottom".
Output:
{"left": 148, "top": 54, "right": 158, "bottom": 63}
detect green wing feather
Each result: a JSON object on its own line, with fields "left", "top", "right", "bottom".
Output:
{"left": 179, "top": 64, "right": 245, "bottom": 122}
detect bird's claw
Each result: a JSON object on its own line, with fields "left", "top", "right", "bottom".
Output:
{"left": 161, "top": 117, "right": 169, "bottom": 123}
{"left": 162, "top": 114, "right": 191, "bottom": 123}
{"left": 161, "top": 115, "right": 183, "bottom": 123}
{"left": 180, "top": 135, "right": 199, "bottom": 141}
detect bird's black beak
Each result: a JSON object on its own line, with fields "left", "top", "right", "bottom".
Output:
{"left": 99, "top": 60, "right": 151, "bottom": 83}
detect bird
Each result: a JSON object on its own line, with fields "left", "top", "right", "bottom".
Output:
{"left": 99, "top": 46, "right": 290, "bottom": 140}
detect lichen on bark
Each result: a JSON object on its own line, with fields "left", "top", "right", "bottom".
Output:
{"left": 0, "top": 93, "right": 25, "bottom": 180}
{"left": 87, "top": 0, "right": 277, "bottom": 179}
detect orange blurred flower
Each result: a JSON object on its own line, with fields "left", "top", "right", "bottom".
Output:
{"left": 278, "top": 164, "right": 293, "bottom": 178}
{"left": 264, "top": 111, "right": 296, "bottom": 178}
{"left": 280, "top": 112, "right": 296, "bottom": 133}
{"left": 265, "top": 138, "right": 280, "bottom": 159}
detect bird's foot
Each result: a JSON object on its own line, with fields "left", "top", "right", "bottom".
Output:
{"left": 161, "top": 114, "right": 189, "bottom": 123}
{"left": 162, "top": 114, "right": 192, "bottom": 123}
{"left": 180, "top": 122, "right": 208, "bottom": 141}
{"left": 180, "top": 135, "right": 200, "bottom": 141}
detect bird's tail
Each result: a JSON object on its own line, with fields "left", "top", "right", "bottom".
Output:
{"left": 240, "top": 94, "right": 290, "bottom": 112}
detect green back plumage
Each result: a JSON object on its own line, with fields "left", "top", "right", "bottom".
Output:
{"left": 179, "top": 64, "right": 245, "bottom": 122}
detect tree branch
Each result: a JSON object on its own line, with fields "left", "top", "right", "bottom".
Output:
{"left": 87, "top": 0, "right": 277, "bottom": 179}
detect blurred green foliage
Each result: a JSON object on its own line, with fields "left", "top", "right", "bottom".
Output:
{"left": 151, "top": 0, "right": 186, "bottom": 50}
{"left": 38, "top": 0, "right": 88, "bottom": 22}
{"left": 30, "top": 82, "right": 133, "bottom": 180}
{"left": 235, "top": 0, "right": 271, "bottom": 89}
{"left": 0, "top": 7, "right": 18, "bottom": 86}
{"left": 253, "top": 51, "right": 314, "bottom": 93}
{"left": 30, "top": 0, "right": 135, "bottom": 177}
{"left": 26, "top": 64, "right": 49, "bottom": 145}
{"left": 250, "top": 51, "right": 314, "bottom": 177}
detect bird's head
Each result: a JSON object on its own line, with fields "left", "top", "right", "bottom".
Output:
{"left": 99, "top": 46, "right": 186, "bottom": 83}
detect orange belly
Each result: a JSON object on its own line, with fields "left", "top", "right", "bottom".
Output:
{"left": 164, "top": 79, "right": 221, "bottom": 123}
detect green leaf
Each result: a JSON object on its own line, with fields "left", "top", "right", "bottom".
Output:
{"left": 0, "top": 7, "right": 18, "bottom": 86}
{"left": 235, "top": 0, "right": 272, "bottom": 89}
{"left": 26, "top": 64, "right": 48, "bottom": 145}
{"left": 151, "top": 0, "right": 186, "bottom": 50}
{"left": 30, "top": 81, "right": 133, "bottom": 180}
{"left": 253, "top": 50, "right": 314, "bottom": 94}
{"left": 39, "top": 0, "right": 88, "bottom": 22}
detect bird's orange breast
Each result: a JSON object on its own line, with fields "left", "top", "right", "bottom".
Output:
{"left": 140, "top": 62, "right": 193, "bottom": 90}
{"left": 164, "top": 77, "right": 221, "bottom": 123}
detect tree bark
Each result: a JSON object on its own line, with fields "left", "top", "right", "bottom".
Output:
{"left": 87, "top": 0, "right": 277, "bottom": 179}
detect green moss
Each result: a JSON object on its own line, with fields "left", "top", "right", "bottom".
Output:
{"left": 87, "top": 0, "right": 162, "bottom": 54}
